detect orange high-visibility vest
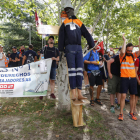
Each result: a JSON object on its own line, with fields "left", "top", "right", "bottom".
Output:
{"left": 120, "top": 53, "right": 137, "bottom": 78}
{"left": 5, "top": 59, "right": 8, "bottom": 67}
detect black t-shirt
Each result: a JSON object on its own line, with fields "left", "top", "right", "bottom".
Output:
{"left": 24, "top": 50, "right": 37, "bottom": 64}
{"left": 16, "top": 51, "right": 25, "bottom": 66}
{"left": 41, "top": 46, "right": 59, "bottom": 68}
{"left": 10, "top": 52, "right": 18, "bottom": 67}
{"left": 111, "top": 55, "right": 120, "bottom": 76}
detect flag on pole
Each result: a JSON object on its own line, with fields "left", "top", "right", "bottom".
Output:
{"left": 96, "top": 41, "right": 104, "bottom": 55}
{"left": 35, "top": 11, "right": 41, "bottom": 29}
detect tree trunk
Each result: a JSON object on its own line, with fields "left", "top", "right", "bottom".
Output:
{"left": 57, "top": 54, "right": 71, "bottom": 110}
{"left": 56, "top": 0, "right": 72, "bottom": 111}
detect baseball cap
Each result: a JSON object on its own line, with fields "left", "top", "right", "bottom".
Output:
{"left": 7, "top": 51, "right": 11, "bottom": 54}
{"left": 49, "top": 36, "right": 54, "bottom": 40}
{"left": 12, "top": 46, "right": 16, "bottom": 49}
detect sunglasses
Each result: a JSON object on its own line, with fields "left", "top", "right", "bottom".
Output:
{"left": 126, "top": 50, "right": 132, "bottom": 52}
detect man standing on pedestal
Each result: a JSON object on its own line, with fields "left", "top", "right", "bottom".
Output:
{"left": 58, "top": 4, "right": 95, "bottom": 100}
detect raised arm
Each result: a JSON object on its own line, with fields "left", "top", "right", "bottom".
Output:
{"left": 135, "top": 37, "right": 140, "bottom": 57}
{"left": 120, "top": 34, "right": 126, "bottom": 57}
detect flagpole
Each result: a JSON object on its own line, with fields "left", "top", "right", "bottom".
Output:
{"left": 42, "top": 35, "right": 43, "bottom": 49}
{"left": 29, "top": 23, "right": 32, "bottom": 45}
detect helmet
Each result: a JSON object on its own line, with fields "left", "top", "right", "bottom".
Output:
{"left": 64, "top": 3, "right": 74, "bottom": 9}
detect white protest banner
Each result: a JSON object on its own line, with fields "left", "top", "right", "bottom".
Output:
{"left": 37, "top": 25, "right": 60, "bottom": 35}
{"left": 0, "top": 58, "right": 52, "bottom": 97}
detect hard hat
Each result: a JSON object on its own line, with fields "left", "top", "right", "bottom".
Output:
{"left": 64, "top": 3, "right": 74, "bottom": 9}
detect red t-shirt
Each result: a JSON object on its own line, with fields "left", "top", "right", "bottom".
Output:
{"left": 135, "top": 58, "right": 140, "bottom": 80}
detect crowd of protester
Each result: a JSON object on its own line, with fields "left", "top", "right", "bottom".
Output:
{"left": 83, "top": 34, "right": 140, "bottom": 121}
{"left": 0, "top": 36, "right": 59, "bottom": 100}
{"left": 0, "top": 34, "right": 140, "bottom": 121}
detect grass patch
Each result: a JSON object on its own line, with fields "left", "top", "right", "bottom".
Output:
{"left": 0, "top": 97, "right": 117, "bottom": 140}
{"left": 84, "top": 106, "right": 112, "bottom": 139}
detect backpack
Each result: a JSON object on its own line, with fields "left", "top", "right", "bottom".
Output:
{"left": 84, "top": 50, "right": 93, "bottom": 71}
{"left": 120, "top": 53, "right": 135, "bottom": 66}
{"left": 43, "top": 47, "right": 57, "bottom": 58}
{"left": 137, "top": 56, "right": 140, "bottom": 72}
{"left": 43, "top": 47, "right": 58, "bottom": 68}
{"left": 26, "top": 53, "right": 34, "bottom": 64}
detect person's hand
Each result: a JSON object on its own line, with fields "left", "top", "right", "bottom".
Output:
{"left": 109, "top": 73, "right": 113, "bottom": 79}
{"left": 103, "top": 57, "right": 106, "bottom": 61}
{"left": 99, "top": 61, "right": 103, "bottom": 66}
{"left": 52, "top": 57, "right": 56, "bottom": 60}
{"left": 19, "top": 53, "right": 22, "bottom": 57}
{"left": 122, "top": 34, "right": 126, "bottom": 41}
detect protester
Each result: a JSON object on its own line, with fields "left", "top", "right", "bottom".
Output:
{"left": 83, "top": 71, "right": 89, "bottom": 88}
{"left": 134, "top": 56, "right": 140, "bottom": 115}
{"left": 22, "top": 44, "right": 37, "bottom": 65}
{"left": 0, "top": 45, "right": 8, "bottom": 68}
{"left": 83, "top": 45, "right": 103, "bottom": 106}
{"left": 107, "top": 48, "right": 121, "bottom": 113}
{"left": 83, "top": 44, "right": 90, "bottom": 89}
{"left": 9, "top": 46, "right": 18, "bottom": 67}
{"left": 100, "top": 49, "right": 110, "bottom": 92}
{"left": 7, "top": 51, "right": 11, "bottom": 58}
{"left": 118, "top": 35, "right": 140, "bottom": 121}
{"left": 107, "top": 48, "right": 114, "bottom": 58}
{"left": 37, "top": 50, "right": 40, "bottom": 61}
{"left": 40, "top": 36, "right": 59, "bottom": 99}
{"left": 15, "top": 45, "right": 25, "bottom": 66}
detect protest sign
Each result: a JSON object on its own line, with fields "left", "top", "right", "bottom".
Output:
{"left": 0, "top": 59, "right": 52, "bottom": 97}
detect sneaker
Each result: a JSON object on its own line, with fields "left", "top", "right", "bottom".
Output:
{"left": 39, "top": 96, "right": 43, "bottom": 100}
{"left": 49, "top": 93, "right": 56, "bottom": 99}
{"left": 128, "top": 112, "right": 137, "bottom": 121}
{"left": 115, "top": 104, "right": 120, "bottom": 110}
{"left": 118, "top": 114, "right": 123, "bottom": 121}
{"left": 110, "top": 106, "right": 115, "bottom": 113}
{"left": 85, "top": 84, "right": 89, "bottom": 88}
{"left": 101, "top": 89, "right": 105, "bottom": 93}
{"left": 115, "top": 104, "right": 126, "bottom": 111}
{"left": 125, "top": 99, "right": 130, "bottom": 103}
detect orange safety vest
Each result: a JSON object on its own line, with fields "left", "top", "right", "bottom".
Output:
{"left": 5, "top": 59, "right": 8, "bottom": 67}
{"left": 120, "top": 53, "right": 137, "bottom": 78}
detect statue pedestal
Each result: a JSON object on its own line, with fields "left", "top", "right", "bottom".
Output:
{"left": 70, "top": 90, "right": 90, "bottom": 127}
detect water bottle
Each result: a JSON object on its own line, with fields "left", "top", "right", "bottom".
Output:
{"left": 41, "top": 54, "right": 44, "bottom": 60}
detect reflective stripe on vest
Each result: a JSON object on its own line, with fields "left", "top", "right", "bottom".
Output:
{"left": 121, "top": 62, "right": 134, "bottom": 66}
{"left": 121, "top": 67, "right": 135, "bottom": 69}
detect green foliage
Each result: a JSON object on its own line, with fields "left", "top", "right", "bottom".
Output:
{"left": 0, "top": 0, "right": 140, "bottom": 51}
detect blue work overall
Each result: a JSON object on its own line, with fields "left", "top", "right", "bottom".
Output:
{"left": 65, "top": 44, "right": 83, "bottom": 90}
